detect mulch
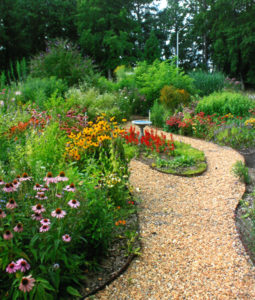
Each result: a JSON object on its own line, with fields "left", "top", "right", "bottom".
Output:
{"left": 90, "top": 127, "right": 255, "bottom": 299}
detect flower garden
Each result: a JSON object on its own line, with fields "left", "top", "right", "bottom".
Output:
{"left": 0, "top": 41, "right": 255, "bottom": 299}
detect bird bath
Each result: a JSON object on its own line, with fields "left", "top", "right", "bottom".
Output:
{"left": 132, "top": 120, "right": 152, "bottom": 143}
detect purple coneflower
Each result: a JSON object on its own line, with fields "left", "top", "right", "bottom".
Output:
{"left": 33, "top": 183, "right": 42, "bottom": 191}
{"left": 63, "top": 183, "right": 76, "bottom": 192}
{"left": 40, "top": 184, "right": 49, "bottom": 191}
{"left": 12, "top": 179, "right": 20, "bottom": 189}
{"left": 68, "top": 199, "right": 80, "bottom": 208}
{"left": 31, "top": 212, "right": 42, "bottom": 221}
{"left": 55, "top": 193, "right": 62, "bottom": 198}
{"left": 51, "top": 208, "right": 66, "bottom": 219}
{"left": 19, "top": 275, "right": 35, "bottom": 293}
{"left": 0, "top": 178, "right": 5, "bottom": 185}
{"left": 43, "top": 172, "right": 57, "bottom": 184}
{"left": 56, "top": 171, "right": 69, "bottom": 182}
{"left": 3, "top": 183, "right": 16, "bottom": 193}
{"left": 40, "top": 218, "right": 50, "bottom": 225}
{"left": 62, "top": 234, "right": 71, "bottom": 242}
{"left": 19, "top": 172, "right": 32, "bottom": 182}
{"left": 6, "top": 261, "right": 18, "bottom": 273}
{"left": 39, "top": 224, "right": 50, "bottom": 232}
{"left": 16, "top": 258, "right": 30, "bottom": 272}
{"left": 32, "top": 204, "right": 45, "bottom": 214}
{"left": 35, "top": 193, "right": 48, "bottom": 200}
{"left": 3, "top": 230, "right": 13, "bottom": 240}
{"left": 6, "top": 198, "right": 18, "bottom": 209}
{"left": 0, "top": 208, "right": 6, "bottom": 218}
{"left": 14, "top": 222, "right": 23, "bottom": 232}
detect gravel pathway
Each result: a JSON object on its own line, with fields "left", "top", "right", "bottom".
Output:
{"left": 93, "top": 130, "right": 255, "bottom": 299}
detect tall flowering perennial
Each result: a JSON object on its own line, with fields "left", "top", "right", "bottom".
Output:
{"left": 5, "top": 109, "right": 51, "bottom": 139}
{"left": 122, "top": 127, "right": 175, "bottom": 155}
{"left": 0, "top": 170, "right": 89, "bottom": 297}
{"left": 66, "top": 115, "right": 125, "bottom": 160}
{"left": 141, "top": 129, "right": 175, "bottom": 154}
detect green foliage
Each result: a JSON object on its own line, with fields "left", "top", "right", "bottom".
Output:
{"left": 196, "top": 91, "right": 255, "bottom": 117}
{"left": 150, "top": 100, "right": 169, "bottom": 128}
{"left": 160, "top": 85, "right": 191, "bottom": 111}
{"left": 232, "top": 160, "right": 250, "bottom": 184}
{"left": 9, "top": 122, "right": 67, "bottom": 181}
{"left": 30, "top": 39, "right": 97, "bottom": 87}
{"left": 134, "top": 60, "right": 195, "bottom": 110}
{"left": 156, "top": 155, "right": 195, "bottom": 169}
{"left": 143, "top": 31, "right": 161, "bottom": 63}
{"left": 189, "top": 71, "right": 225, "bottom": 96}
{"left": 17, "top": 76, "right": 67, "bottom": 108}
{"left": 213, "top": 123, "right": 255, "bottom": 150}
{"left": 0, "top": 72, "right": 7, "bottom": 90}
{"left": 66, "top": 87, "right": 130, "bottom": 121}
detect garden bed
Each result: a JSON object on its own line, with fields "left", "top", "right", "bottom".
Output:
{"left": 235, "top": 148, "right": 255, "bottom": 264}
{"left": 136, "top": 141, "right": 207, "bottom": 177}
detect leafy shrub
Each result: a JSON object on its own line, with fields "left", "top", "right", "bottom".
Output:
{"left": 133, "top": 60, "right": 195, "bottom": 110}
{"left": 196, "top": 91, "right": 255, "bottom": 117}
{"left": 213, "top": 123, "right": 255, "bottom": 149}
{"left": 66, "top": 87, "right": 130, "bottom": 121}
{"left": 160, "top": 85, "right": 190, "bottom": 111}
{"left": 17, "top": 77, "right": 67, "bottom": 108}
{"left": 30, "top": 39, "right": 98, "bottom": 87}
{"left": 232, "top": 160, "right": 250, "bottom": 184}
{"left": 189, "top": 71, "right": 225, "bottom": 96}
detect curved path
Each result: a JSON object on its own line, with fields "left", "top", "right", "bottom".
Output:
{"left": 94, "top": 131, "right": 255, "bottom": 299}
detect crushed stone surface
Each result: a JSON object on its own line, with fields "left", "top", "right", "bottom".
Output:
{"left": 92, "top": 130, "right": 255, "bottom": 300}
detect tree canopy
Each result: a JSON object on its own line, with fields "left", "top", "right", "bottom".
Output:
{"left": 1, "top": 0, "right": 255, "bottom": 85}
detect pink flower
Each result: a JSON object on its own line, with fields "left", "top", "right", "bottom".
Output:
{"left": 19, "top": 275, "right": 35, "bottom": 293}
{"left": 68, "top": 199, "right": 80, "bottom": 208}
{"left": 40, "top": 184, "right": 49, "bottom": 192}
{"left": 43, "top": 172, "right": 58, "bottom": 184}
{"left": 33, "top": 183, "right": 43, "bottom": 191}
{"left": 6, "top": 198, "right": 18, "bottom": 209}
{"left": 6, "top": 261, "right": 18, "bottom": 273}
{"left": 32, "top": 204, "right": 45, "bottom": 214}
{"left": 51, "top": 208, "right": 66, "bottom": 219}
{"left": 39, "top": 224, "right": 50, "bottom": 232}
{"left": 62, "top": 234, "right": 71, "bottom": 242}
{"left": 40, "top": 218, "right": 50, "bottom": 225}
{"left": 35, "top": 193, "right": 48, "bottom": 200}
{"left": 16, "top": 259, "right": 30, "bottom": 272}
{"left": 56, "top": 193, "right": 62, "bottom": 198}
{"left": 3, "top": 183, "right": 16, "bottom": 193}
{"left": 14, "top": 222, "right": 23, "bottom": 232}
{"left": 19, "top": 173, "right": 32, "bottom": 182}
{"left": 3, "top": 230, "right": 13, "bottom": 240}
{"left": 56, "top": 171, "right": 69, "bottom": 182}
{"left": 0, "top": 209, "right": 6, "bottom": 218}
{"left": 63, "top": 183, "right": 76, "bottom": 192}
{"left": 31, "top": 213, "right": 42, "bottom": 221}
{"left": 12, "top": 179, "right": 20, "bottom": 189}
{"left": 0, "top": 178, "right": 5, "bottom": 185}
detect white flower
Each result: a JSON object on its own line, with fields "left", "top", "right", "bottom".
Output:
{"left": 15, "top": 91, "right": 22, "bottom": 96}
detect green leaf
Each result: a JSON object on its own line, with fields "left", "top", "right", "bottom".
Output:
{"left": 66, "top": 286, "right": 82, "bottom": 297}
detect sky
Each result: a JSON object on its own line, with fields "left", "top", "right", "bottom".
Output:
{"left": 159, "top": 0, "right": 167, "bottom": 10}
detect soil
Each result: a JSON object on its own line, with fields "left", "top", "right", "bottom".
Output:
{"left": 235, "top": 147, "right": 255, "bottom": 263}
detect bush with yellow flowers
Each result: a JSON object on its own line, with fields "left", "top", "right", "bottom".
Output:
{"left": 66, "top": 115, "right": 125, "bottom": 161}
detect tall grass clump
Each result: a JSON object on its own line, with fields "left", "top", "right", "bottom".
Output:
{"left": 150, "top": 100, "right": 169, "bottom": 128}
{"left": 189, "top": 71, "right": 225, "bottom": 96}
{"left": 196, "top": 91, "right": 255, "bottom": 116}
